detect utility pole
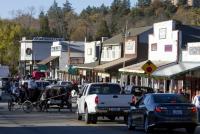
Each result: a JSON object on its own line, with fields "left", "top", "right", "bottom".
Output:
{"left": 121, "top": 21, "right": 128, "bottom": 86}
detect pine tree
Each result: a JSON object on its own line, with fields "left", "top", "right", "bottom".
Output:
{"left": 95, "top": 20, "right": 110, "bottom": 40}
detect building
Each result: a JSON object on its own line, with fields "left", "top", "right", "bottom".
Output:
{"left": 38, "top": 41, "right": 84, "bottom": 80}
{"left": 119, "top": 20, "right": 200, "bottom": 100}
{"left": 19, "top": 37, "right": 64, "bottom": 76}
{"left": 93, "top": 26, "right": 153, "bottom": 83}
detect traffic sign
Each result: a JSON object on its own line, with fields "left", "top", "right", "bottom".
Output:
{"left": 141, "top": 60, "right": 157, "bottom": 75}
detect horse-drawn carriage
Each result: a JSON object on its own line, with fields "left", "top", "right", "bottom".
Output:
{"left": 8, "top": 80, "right": 73, "bottom": 113}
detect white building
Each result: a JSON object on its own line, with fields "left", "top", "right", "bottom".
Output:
{"left": 20, "top": 37, "right": 64, "bottom": 76}
{"left": 38, "top": 41, "right": 84, "bottom": 79}
{"left": 84, "top": 41, "right": 101, "bottom": 64}
{"left": 149, "top": 20, "right": 180, "bottom": 62}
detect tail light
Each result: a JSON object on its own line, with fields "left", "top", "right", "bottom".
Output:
{"left": 131, "top": 96, "right": 136, "bottom": 105}
{"left": 188, "top": 107, "right": 197, "bottom": 113}
{"left": 155, "top": 107, "right": 167, "bottom": 113}
{"left": 95, "top": 96, "right": 99, "bottom": 104}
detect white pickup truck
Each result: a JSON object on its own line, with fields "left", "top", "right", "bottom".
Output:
{"left": 76, "top": 83, "right": 135, "bottom": 124}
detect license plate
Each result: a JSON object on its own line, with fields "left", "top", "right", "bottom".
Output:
{"left": 173, "top": 110, "right": 182, "bottom": 115}
{"left": 109, "top": 108, "right": 120, "bottom": 111}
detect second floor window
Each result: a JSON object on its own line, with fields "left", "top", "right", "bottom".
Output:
{"left": 165, "top": 45, "right": 172, "bottom": 52}
{"left": 151, "top": 43, "right": 157, "bottom": 51}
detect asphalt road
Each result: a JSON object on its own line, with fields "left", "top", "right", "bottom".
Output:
{"left": 0, "top": 92, "right": 200, "bottom": 134}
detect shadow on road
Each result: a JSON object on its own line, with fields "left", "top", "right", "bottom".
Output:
{"left": 0, "top": 125, "right": 198, "bottom": 134}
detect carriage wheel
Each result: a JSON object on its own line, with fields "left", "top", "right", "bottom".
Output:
{"left": 22, "top": 101, "right": 33, "bottom": 113}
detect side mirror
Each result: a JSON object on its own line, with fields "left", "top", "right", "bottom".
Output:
{"left": 78, "top": 93, "right": 82, "bottom": 98}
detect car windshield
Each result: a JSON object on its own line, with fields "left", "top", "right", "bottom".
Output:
{"left": 153, "top": 94, "right": 189, "bottom": 103}
{"left": 88, "top": 84, "right": 121, "bottom": 95}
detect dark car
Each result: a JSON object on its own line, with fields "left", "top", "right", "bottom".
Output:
{"left": 127, "top": 93, "right": 198, "bottom": 133}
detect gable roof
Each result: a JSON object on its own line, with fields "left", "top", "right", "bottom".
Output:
{"left": 103, "top": 26, "right": 153, "bottom": 45}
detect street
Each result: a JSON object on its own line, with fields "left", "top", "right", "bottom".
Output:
{"left": 0, "top": 97, "right": 200, "bottom": 134}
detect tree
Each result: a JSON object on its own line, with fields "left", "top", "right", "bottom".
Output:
{"left": 137, "top": 0, "right": 151, "bottom": 7}
{"left": 0, "top": 20, "right": 22, "bottom": 75}
{"left": 95, "top": 20, "right": 110, "bottom": 40}
{"left": 63, "top": 0, "right": 73, "bottom": 13}
{"left": 111, "top": 0, "right": 122, "bottom": 14}
{"left": 39, "top": 11, "right": 51, "bottom": 36}
{"left": 47, "top": 0, "right": 64, "bottom": 38}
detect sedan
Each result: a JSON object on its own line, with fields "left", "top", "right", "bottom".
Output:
{"left": 127, "top": 93, "right": 198, "bottom": 133}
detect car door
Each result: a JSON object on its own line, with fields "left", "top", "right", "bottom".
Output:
{"left": 136, "top": 96, "right": 148, "bottom": 126}
{"left": 78, "top": 85, "right": 88, "bottom": 114}
{"left": 131, "top": 96, "right": 145, "bottom": 126}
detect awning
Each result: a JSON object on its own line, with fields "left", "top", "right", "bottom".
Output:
{"left": 152, "top": 62, "right": 200, "bottom": 77}
{"left": 94, "top": 57, "right": 136, "bottom": 72}
{"left": 76, "top": 61, "right": 108, "bottom": 70}
{"left": 37, "top": 56, "right": 59, "bottom": 65}
{"left": 119, "top": 60, "right": 175, "bottom": 74}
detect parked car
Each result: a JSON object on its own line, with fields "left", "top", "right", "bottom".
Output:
{"left": 0, "top": 77, "right": 11, "bottom": 92}
{"left": 35, "top": 80, "right": 50, "bottom": 90}
{"left": 57, "top": 81, "right": 72, "bottom": 87}
{"left": 76, "top": 83, "right": 135, "bottom": 124}
{"left": 127, "top": 93, "right": 198, "bottom": 133}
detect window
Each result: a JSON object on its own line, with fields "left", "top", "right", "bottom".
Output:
{"left": 151, "top": 43, "right": 157, "bottom": 51}
{"left": 112, "top": 51, "right": 115, "bottom": 59}
{"left": 159, "top": 28, "right": 166, "bottom": 39}
{"left": 87, "top": 48, "right": 92, "bottom": 55}
{"left": 165, "top": 45, "right": 172, "bottom": 52}
{"left": 189, "top": 47, "right": 200, "bottom": 55}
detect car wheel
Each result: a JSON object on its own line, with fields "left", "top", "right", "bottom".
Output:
{"left": 91, "top": 114, "right": 97, "bottom": 124}
{"left": 85, "top": 107, "right": 91, "bottom": 124}
{"left": 186, "top": 126, "right": 196, "bottom": 134}
{"left": 127, "top": 114, "right": 135, "bottom": 130}
{"left": 144, "top": 117, "right": 152, "bottom": 133}
{"left": 76, "top": 108, "right": 82, "bottom": 120}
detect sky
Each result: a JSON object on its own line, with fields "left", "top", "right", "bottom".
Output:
{"left": 0, "top": 0, "right": 136, "bottom": 19}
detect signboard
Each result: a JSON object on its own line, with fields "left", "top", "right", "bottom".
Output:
{"left": 141, "top": 60, "right": 157, "bottom": 75}
{"left": 125, "top": 40, "right": 135, "bottom": 54}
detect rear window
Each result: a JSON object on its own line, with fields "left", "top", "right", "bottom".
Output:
{"left": 153, "top": 94, "right": 189, "bottom": 103}
{"left": 88, "top": 84, "right": 121, "bottom": 95}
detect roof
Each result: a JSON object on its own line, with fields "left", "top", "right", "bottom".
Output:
{"left": 61, "top": 42, "right": 84, "bottom": 53}
{"left": 94, "top": 57, "right": 136, "bottom": 72}
{"left": 37, "top": 56, "right": 59, "bottom": 65}
{"left": 177, "top": 25, "right": 200, "bottom": 48}
{"left": 77, "top": 61, "right": 108, "bottom": 70}
{"left": 119, "top": 60, "right": 174, "bottom": 73}
{"left": 152, "top": 62, "right": 200, "bottom": 78}
{"left": 103, "top": 26, "right": 152, "bottom": 45}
